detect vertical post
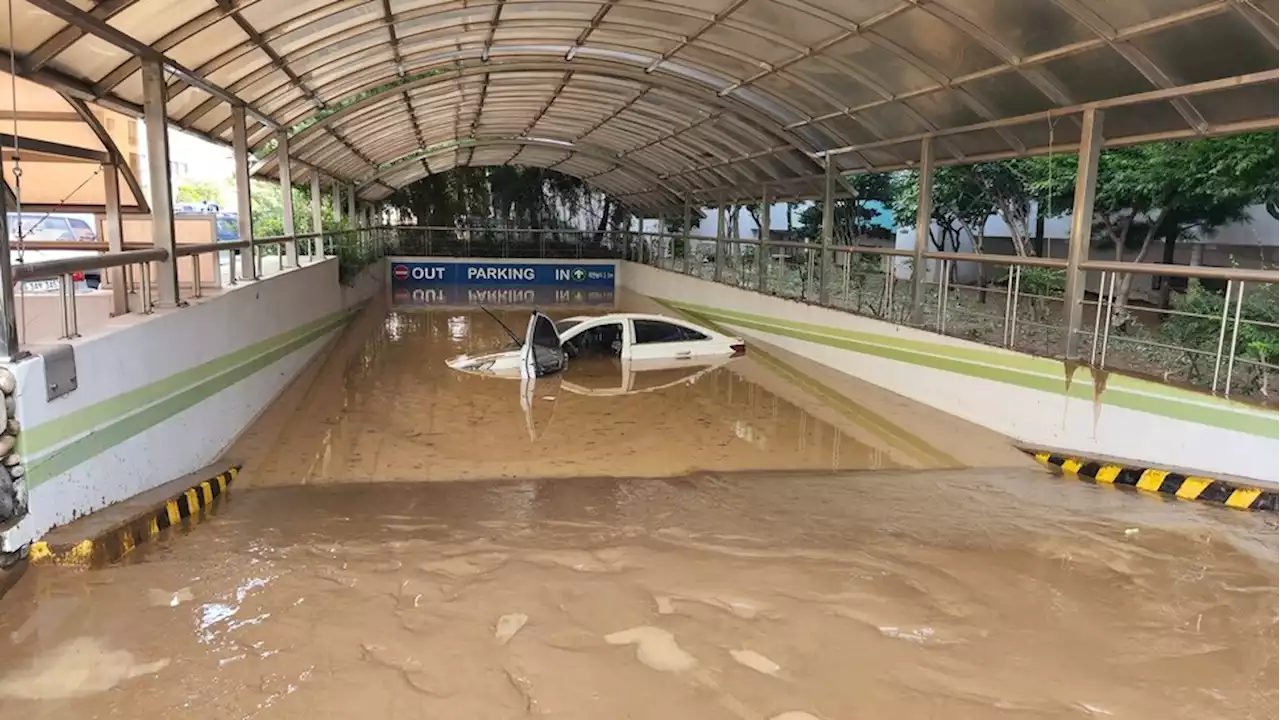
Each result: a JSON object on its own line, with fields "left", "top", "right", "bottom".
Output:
{"left": 310, "top": 171, "right": 323, "bottom": 260}
{"left": 909, "top": 137, "right": 934, "bottom": 324}
{"left": 819, "top": 157, "right": 834, "bottom": 305}
{"left": 103, "top": 166, "right": 128, "bottom": 315}
{"left": 332, "top": 181, "right": 343, "bottom": 226}
{"left": 1064, "top": 108, "right": 1104, "bottom": 360}
{"left": 347, "top": 185, "right": 357, "bottom": 225}
{"left": 714, "top": 204, "right": 724, "bottom": 282}
{"left": 277, "top": 130, "right": 297, "bottom": 268}
{"left": 0, "top": 190, "right": 17, "bottom": 358}
{"left": 758, "top": 184, "right": 770, "bottom": 293}
{"left": 232, "top": 105, "right": 255, "bottom": 280}
{"left": 682, "top": 197, "right": 692, "bottom": 275}
{"left": 142, "top": 59, "right": 180, "bottom": 308}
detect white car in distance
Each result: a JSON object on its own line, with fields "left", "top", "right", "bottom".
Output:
{"left": 448, "top": 311, "right": 746, "bottom": 380}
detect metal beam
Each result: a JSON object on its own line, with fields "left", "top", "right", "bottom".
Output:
{"left": 310, "top": 171, "right": 323, "bottom": 259}
{"left": 758, "top": 184, "right": 769, "bottom": 293}
{"left": 102, "top": 163, "right": 128, "bottom": 316}
{"left": 909, "top": 138, "right": 934, "bottom": 325}
{"left": 22, "top": 0, "right": 279, "bottom": 130}
{"left": 819, "top": 157, "right": 833, "bottom": 305}
{"left": 142, "top": 59, "right": 180, "bottom": 308}
{"left": 63, "top": 94, "right": 150, "bottom": 214}
{"left": 232, "top": 105, "right": 256, "bottom": 281}
{"left": 1064, "top": 108, "right": 1104, "bottom": 360}
{"left": 0, "top": 133, "right": 106, "bottom": 163}
{"left": 0, "top": 183, "right": 19, "bottom": 358}
{"left": 278, "top": 130, "right": 297, "bottom": 267}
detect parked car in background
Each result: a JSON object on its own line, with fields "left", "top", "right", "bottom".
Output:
{"left": 6, "top": 212, "right": 102, "bottom": 291}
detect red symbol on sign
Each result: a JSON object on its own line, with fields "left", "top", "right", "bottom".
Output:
{"left": 393, "top": 265, "right": 410, "bottom": 280}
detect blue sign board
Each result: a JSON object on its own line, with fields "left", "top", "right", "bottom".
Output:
{"left": 390, "top": 261, "right": 615, "bottom": 288}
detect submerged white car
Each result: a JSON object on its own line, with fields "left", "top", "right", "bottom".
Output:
{"left": 448, "top": 311, "right": 746, "bottom": 380}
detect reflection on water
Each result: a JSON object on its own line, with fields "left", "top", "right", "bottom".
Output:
{"left": 0, "top": 473, "right": 1274, "bottom": 718}
{"left": 236, "top": 306, "right": 926, "bottom": 487}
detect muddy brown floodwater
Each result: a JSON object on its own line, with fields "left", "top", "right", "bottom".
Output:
{"left": 0, "top": 298, "right": 1276, "bottom": 719}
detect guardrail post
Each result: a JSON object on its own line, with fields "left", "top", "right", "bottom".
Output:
{"left": 232, "top": 105, "right": 256, "bottom": 281}
{"left": 103, "top": 164, "right": 129, "bottom": 315}
{"left": 759, "top": 184, "right": 770, "bottom": 293}
{"left": 142, "top": 59, "right": 181, "bottom": 308}
{"left": 1064, "top": 108, "right": 1104, "bottom": 360}
{"left": 714, "top": 204, "right": 724, "bottom": 283}
{"left": 909, "top": 138, "right": 934, "bottom": 324}
{"left": 0, "top": 199, "right": 18, "bottom": 358}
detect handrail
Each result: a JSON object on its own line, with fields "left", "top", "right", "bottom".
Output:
{"left": 11, "top": 248, "right": 170, "bottom": 282}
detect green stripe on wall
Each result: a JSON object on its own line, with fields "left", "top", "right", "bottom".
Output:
{"left": 670, "top": 301, "right": 1277, "bottom": 438}
{"left": 662, "top": 300, "right": 962, "bottom": 468}
{"left": 24, "top": 309, "right": 353, "bottom": 488}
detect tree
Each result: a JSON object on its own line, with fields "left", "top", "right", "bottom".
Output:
{"left": 1037, "top": 132, "right": 1279, "bottom": 306}
{"left": 176, "top": 179, "right": 223, "bottom": 205}
{"left": 796, "top": 172, "right": 892, "bottom": 243}
{"left": 250, "top": 180, "right": 345, "bottom": 238}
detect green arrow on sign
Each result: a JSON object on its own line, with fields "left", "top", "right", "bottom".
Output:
{"left": 572, "top": 268, "right": 586, "bottom": 281}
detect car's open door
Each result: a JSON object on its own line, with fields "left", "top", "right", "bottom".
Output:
{"left": 519, "top": 311, "right": 567, "bottom": 378}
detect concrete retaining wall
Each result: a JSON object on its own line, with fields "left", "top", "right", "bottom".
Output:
{"left": 621, "top": 262, "right": 1279, "bottom": 485}
{"left": 1, "top": 257, "right": 381, "bottom": 550}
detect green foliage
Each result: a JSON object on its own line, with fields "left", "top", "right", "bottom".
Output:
{"left": 176, "top": 179, "right": 223, "bottom": 205}
{"left": 384, "top": 166, "right": 623, "bottom": 236}
{"left": 664, "top": 207, "right": 707, "bottom": 233}
{"left": 796, "top": 172, "right": 892, "bottom": 242}
{"left": 250, "top": 180, "right": 347, "bottom": 237}
{"left": 1160, "top": 280, "right": 1278, "bottom": 387}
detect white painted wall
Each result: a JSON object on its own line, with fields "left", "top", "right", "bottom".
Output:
{"left": 621, "top": 262, "right": 1279, "bottom": 484}
{"left": 1, "top": 258, "right": 379, "bottom": 550}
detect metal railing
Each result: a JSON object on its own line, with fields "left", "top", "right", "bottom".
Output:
{"left": 606, "top": 230, "right": 1278, "bottom": 406}
{"left": 4, "top": 227, "right": 391, "bottom": 353}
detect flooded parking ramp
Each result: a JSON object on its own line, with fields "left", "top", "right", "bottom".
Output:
{"left": 233, "top": 297, "right": 1017, "bottom": 488}
{"left": 0, "top": 471, "right": 1275, "bottom": 719}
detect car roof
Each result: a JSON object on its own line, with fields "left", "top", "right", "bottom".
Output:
{"left": 559, "top": 312, "right": 716, "bottom": 332}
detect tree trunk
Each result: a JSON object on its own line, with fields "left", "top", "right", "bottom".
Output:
{"left": 1157, "top": 230, "right": 1178, "bottom": 309}
{"left": 1115, "top": 209, "right": 1168, "bottom": 306}
{"left": 1033, "top": 210, "right": 1046, "bottom": 257}
{"left": 592, "top": 197, "right": 612, "bottom": 245}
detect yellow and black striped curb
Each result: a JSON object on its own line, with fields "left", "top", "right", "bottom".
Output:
{"left": 28, "top": 466, "right": 240, "bottom": 567}
{"left": 1030, "top": 452, "right": 1277, "bottom": 512}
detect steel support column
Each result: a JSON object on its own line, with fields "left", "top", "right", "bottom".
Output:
{"left": 714, "top": 205, "right": 725, "bottom": 283}
{"left": 277, "top": 130, "right": 297, "bottom": 268}
{"left": 332, "top": 182, "right": 343, "bottom": 226}
{"left": 819, "top": 158, "right": 834, "bottom": 305}
{"left": 909, "top": 138, "right": 935, "bottom": 324}
{"left": 0, "top": 193, "right": 18, "bottom": 358}
{"left": 1064, "top": 108, "right": 1104, "bottom": 360}
{"left": 758, "top": 185, "right": 770, "bottom": 293}
{"left": 347, "top": 185, "right": 356, "bottom": 225}
{"left": 310, "top": 171, "right": 323, "bottom": 260}
{"left": 103, "top": 165, "right": 127, "bottom": 315}
{"left": 142, "top": 59, "right": 179, "bottom": 308}
{"left": 232, "top": 105, "right": 255, "bottom": 281}
{"left": 682, "top": 198, "right": 692, "bottom": 274}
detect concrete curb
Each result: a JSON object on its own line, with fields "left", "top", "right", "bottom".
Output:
{"left": 1028, "top": 452, "right": 1277, "bottom": 512}
{"left": 28, "top": 465, "right": 240, "bottom": 567}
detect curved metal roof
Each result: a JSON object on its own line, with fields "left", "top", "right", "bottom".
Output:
{"left": 5, "top": 0, "right": 1277, "bottom": 210}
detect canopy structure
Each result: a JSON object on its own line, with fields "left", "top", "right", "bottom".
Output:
{"left": 0, "top": 71, "right": 145, "bottom": 213}
{"left": 3, "top": 0, "right": 1277, "bottom": 211}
